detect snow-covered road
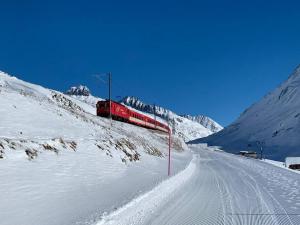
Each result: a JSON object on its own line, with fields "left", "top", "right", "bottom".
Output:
{"left": 98, "top": 145, "right": 300, "bottom": 225}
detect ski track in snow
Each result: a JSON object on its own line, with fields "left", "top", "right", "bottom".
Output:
{"left": 95, "top": 145, "right": 300, "bottom": 225}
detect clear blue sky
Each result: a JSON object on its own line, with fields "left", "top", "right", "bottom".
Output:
{"left": 1, "top": 0, "right": 300, "bottom": 126}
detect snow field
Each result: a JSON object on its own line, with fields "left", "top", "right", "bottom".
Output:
{"left": 96, "top": 154, "right": 198, "bottom": 225}
{"left": 120, "top": 145, "right": 300, "bottom": 225}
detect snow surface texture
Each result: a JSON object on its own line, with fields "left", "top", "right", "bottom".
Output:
{"left": 97, "top": 154, "right": 198, "bottom": 225}
{"left": 121, "top": 96, "right": 220, "bottom": 142}
{"left": 264, "top": 159, "right": 300, "bottom": 175}
{"left": 0, "top": 71, "right": 192, "bottom": 225}
{"left": 286, "top": 157, "right": 300, "bottom": 167}
{"left": 96, "top": 144, "right": 300, "bottom": 225}
{"left": 195, "top": 65, "right": 300, "bottom": 161}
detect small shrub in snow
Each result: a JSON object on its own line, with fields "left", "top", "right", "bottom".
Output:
{"left": 25, "top": 149, "right": 38, "bottom": 160}
{"left": 8, "top": 141, "right": 17, "bottom": 150}
{"left": 0, "top": 150, "right": 4, "bottom": 159}
{"left": 57, "top": 138, "right": 67, "bottom": 149}
{"left": 68, "top": 141, "right": 77, "bottom": 151}
{"left": 146, "top": 147, "right": 163, "bottom": 157}
{"left": 115, "top": 138, "right": 140, "bottom": 162}
{"left": 95, "top": 143, "right": 104, "bottom": 150}
{"left": 42, "top": 144, "right": 58, "bottom": 154}
{"left": 51, "top": 92, "right": 83, "bottom": 112}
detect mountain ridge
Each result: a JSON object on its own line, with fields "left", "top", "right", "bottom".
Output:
{"left": 121, "top": 96, "right": 222, "bottom": 133}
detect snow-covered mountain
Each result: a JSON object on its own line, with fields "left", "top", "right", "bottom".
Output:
{"left": 194, "top": 65, "right": 300, "bottom": 161}
{"left": 121, "top": 96, "right": 221, "bottom": 142}
{"left": 121, "top": 96, "right": 170, "bottom": 120}
{"left": 66, "top": 85, "right": 103, "bottom": 109}
{"left": 181, "top": 115, "right": 223, "bottom": 133}
{"left": 66, "top": 85, "right": 91, "bottom": 96}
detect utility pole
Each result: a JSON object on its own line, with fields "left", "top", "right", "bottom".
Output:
{"left": 108, "top": 72, "right": 112, "bottom": 117}
{"left": 93, "top": 72, "right": 113, "bottom": 127}
{"left": 108, "top": 72, "right": 112, "bottom": 127}
{"left": 256, "top": 141, "right": 264, "bottom": 160}
{"left": 260, "top": 142, "right": 265, "bottom": 160}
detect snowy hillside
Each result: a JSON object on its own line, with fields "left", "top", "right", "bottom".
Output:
{"left": 121, "top": 96, "right": 219, "bottom": 142}
{"left": 65, "top": 85, "right": 104, "bottom": 114}
{"left": 194, "top": 65, "right": 300, "bottom": 161}
{"left": 0, "top": 71, "right": 191, "bottom": 225}
{"left": 181, "top": 114, "right": 223, "bottom": 133}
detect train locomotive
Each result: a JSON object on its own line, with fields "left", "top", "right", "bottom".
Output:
{"left": 96, "top": 100, "right": 170, "bottom": 133}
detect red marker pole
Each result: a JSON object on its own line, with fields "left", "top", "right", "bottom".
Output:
{"left": 168, "top": 130, "right": 171, "bottom": 176}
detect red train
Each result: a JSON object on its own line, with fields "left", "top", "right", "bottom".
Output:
{"left": 96, "top": 100, "right": 170, "bottom": 133}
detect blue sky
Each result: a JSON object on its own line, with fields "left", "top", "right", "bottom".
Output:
{"left": 1, "top": 0, "right": 300, "bottom": 126}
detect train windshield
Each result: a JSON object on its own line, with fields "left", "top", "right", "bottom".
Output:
{"left": 97, "top": 101, "right": 108, "bottom": 108}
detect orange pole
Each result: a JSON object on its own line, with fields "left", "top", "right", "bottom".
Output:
{"left": 168, "top": 130, "right": 171, "bottom": 176}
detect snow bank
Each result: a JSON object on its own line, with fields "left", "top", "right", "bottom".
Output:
{"left": 286, "top": 157, "right": 300, "bottom": 167}
{"left": 96, "top": 154, "right": 198, "bottom": 225}
{"left": 264, "top": 159, "right": 300, "bottom": 174}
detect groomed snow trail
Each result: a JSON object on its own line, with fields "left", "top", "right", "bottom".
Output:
{"left": 96, "top": 145, "right": 300, "bottom": 225}
{"left": 96, "top": 154, "right": 198, "bottom": 225}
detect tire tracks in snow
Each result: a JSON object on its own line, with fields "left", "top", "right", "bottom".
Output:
{"left": 149, "top": 150, "right": 225, "bottom": 225}
{"left": 215, "top": 150, "right": 298, "bottom": 225}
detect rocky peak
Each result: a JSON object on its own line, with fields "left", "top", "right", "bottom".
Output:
{"left": 66, "top": 85, "right": 90, "bottom": 96}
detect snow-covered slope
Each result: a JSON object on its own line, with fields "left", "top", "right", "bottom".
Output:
{"left": 0, "top": 71, "right": 189, "bottom": 161}
{"left": 65, "top": 85, "right": 104, "bottom": 114}
{"left": 181, "top": 115, "right": 223, "bottom": 133}
{"left": 0, "top": 71, "right": 191, "bottom": 225}
{"left": 98, "top": 145, "right": 300, "bottom": 225}
{"left": 194, "top": 65, "right": 300, "bottom": 161}
{"left": 121, "top": 96, "right": 219, "bottom": 142}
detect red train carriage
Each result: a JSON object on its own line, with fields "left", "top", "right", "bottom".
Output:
{"left": 96, "top": 100, "right": 170, "bottom": 133}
